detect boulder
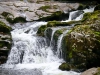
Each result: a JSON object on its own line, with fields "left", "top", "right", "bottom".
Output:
{"left": 60, "top": 10, "right": 100, "bottom": 71}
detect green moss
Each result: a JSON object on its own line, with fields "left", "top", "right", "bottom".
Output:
{"left": 62, "top": 21, "right": 100, "bottom": 71}
{"left": 53, "top": 28, "right": 67, "bottom": 43}
{"left": 0, "top": 21, "right": 12, "bottom": 33}
{"left": 59, "top": 63, "right": 70, "bottom": 71}
{"left": 94, "top": 32, "right": 100, "bottom": 36}
{"left": 38, "top": 5, "right": 51, "bottom": 12}
{"left": 47, "top": 21, "right": 78, "bottom": 27}
{"left": 37, "top": 20, "right": 80, "bottom": 37}
{"left": 81, "top": 10, "right": 100, "bottom": 24}
{"left": 37, "top": 25, "right": 47, "bottom": 36}
{"left": 13, "top": 17, "right": 26, "bottom": 23}
{"left": 47, "top": 21, "right": 61, "bottom": 27}
{"left": 1, "top": 12, "right": 26, "bottom": 23}
{"left": 1, "top": 12, "right": 10, "bottom": 17}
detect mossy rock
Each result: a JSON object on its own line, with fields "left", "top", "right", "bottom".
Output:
{"left": 37, "top": 25, "right": 47, "bottom": 36}
{"left": 53, "top": 28, "right": 65, "bottom": 42}
{"left": 61, "top": 10, "right": 100, "bottom": 71}
{"left": 38, "top": 5, "right": 51, "bottom": 12}
{"left": 37, "top": 20, "right": 81, "bottom": 37}
{"left": 13, "top": 17, "right": 26, "bottom": 23}
{"left": 59, "top": 62, "right": 81, "bottom": 72}
{"left": 0, "top": 21, "right": 12, "bottom": 33}
{"left": 47, "top": 21, "right": 68, "bottom": 27}
{"left": 81, "top": 10, "right": 100, "bottom": 24}
{"left": 38, "top": 11, "right": 69, "bottom": 21}
{"left": 47, "top": 20, "right": 80, "bottom": 27}
{"left": 1, "top": 12, "right": 26, "bottom": 23}
{"left": 59, "top": 63, "right": 71, "bottom": 71}
{"left": 0, "top": 20, "right": 12, "bottom": 64}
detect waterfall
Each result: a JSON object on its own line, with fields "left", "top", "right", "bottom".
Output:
{"left": 56, "top": 25, "right": 75, "bottom": 58}
{"left": 0, "top": 22, "right": 80, "bottom": 75}
{"left": 0, "top": 7, "right": 95, "bottom": 75}
{"left": 62, "top": 7, "right": 95, "bottom": 22}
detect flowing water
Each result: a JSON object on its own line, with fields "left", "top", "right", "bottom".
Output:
{"left": 0, "top": 7, "right": 95, "bottom": 75}
{"left": 0, "top": 22, "right": 80, "bottom": 75}
{"left": 62, "top": 6, "right": 95, "bottom": 22}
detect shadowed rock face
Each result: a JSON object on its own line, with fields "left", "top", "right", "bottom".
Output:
{"left": 0, "top": 21, "right": 12, "bottom": 64}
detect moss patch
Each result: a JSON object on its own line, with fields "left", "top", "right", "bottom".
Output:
{"left": 37, "top": 25, "right": 47, "bottom": 36}
{"left": 37, "top": 20, "right": 78, "bottom": 36}
{"left": 38, "top": 5, "right": 51, "bottom": 12}
{"left": 81, "top": 10, "right": 100, "bottom": 24}
{"left": 59, "top": 63, "right": 71, "bottom": 71}
{"left": 1, "top": 12, "right": 26, "bottom": 23}
{"left": 0, "top": 21, "right": 12, "bottom": 33}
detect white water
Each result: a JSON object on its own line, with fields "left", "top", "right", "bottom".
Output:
{"left": 56, "top": 24, "right": 75, "bottom": 58}
{"left": 1, "top": 22, "right": 80, "bottom": 75}
{"left": 62, "top": 7, "right": 95, "bottom": 22}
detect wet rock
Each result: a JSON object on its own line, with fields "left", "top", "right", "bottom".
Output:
{"left": 0, "top": 21, "right": 12, "bottom": 64}
{"left": 60, "top": 10, "right": 100, "bottom": 71}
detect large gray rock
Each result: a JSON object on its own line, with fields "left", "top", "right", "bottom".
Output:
{"left": 0, "top": 1, "right": 79, "bottom": 23}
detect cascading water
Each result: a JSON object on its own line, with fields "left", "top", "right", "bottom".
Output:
{"left": 0, "top": 22, "right": 80, "bottom": 75}
{"left": 62, "top": 6, "right": 95, "bottom": 22}
{"left": 0, "top": 7, "right": 95, "bottom": 75}
{"left": 56, "top": 25, "right": 75, "bottom": 58}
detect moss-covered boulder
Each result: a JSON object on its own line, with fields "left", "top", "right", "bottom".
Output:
{"left": 59, "top": 63, "right": 71, "bottom": 71}
{"left": 1, "top": 12, "right": 26, "bottom": 24}
{"left": 0, "top": 21, "right": 12, "bottom": 64}
{"left": 60, "top": 10, "right": 100, "bottom": 71}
